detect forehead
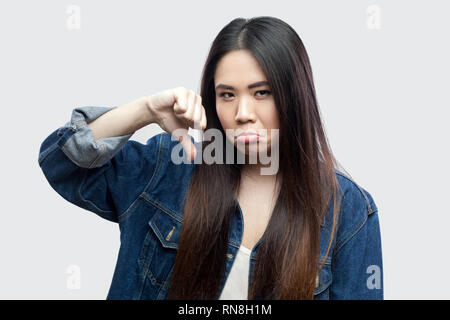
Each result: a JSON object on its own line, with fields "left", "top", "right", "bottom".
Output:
{"left": 214, "top": 50, "right": 267, "bottom": 84}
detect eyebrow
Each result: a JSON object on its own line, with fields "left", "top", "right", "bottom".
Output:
{"left": 215, "top": 81, "right": 270, "bottom": 91}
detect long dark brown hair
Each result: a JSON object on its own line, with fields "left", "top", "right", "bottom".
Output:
{"left": 168, "top": 16, "right": 346, "bottom": 300}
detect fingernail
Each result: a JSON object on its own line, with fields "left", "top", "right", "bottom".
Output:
{"left": 178, "top": 136, "right": 183, "bottom": 143}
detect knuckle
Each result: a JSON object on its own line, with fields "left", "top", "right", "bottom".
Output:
{"left": 183, "top": 112, "right": 192, "bottom": 120}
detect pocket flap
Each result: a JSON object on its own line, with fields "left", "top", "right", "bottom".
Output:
{"left": 314, "top": 263, "right": 332, "bottom": 295}
{"left": 148, "top": 210, "right": 181, "bottom": 249}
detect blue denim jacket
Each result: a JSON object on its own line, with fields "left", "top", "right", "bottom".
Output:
{"left": 38, "top": 106, "right": 383, "bottom": 300}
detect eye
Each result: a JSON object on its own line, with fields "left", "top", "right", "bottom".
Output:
{"left": 219, "top": 92, "right": 234, "bottom": 99}
{"left": 218, "top": 90, "right": 271, "bottom": 100}
{"left": 255, "top": 90, "right": 271, "bottom": 97}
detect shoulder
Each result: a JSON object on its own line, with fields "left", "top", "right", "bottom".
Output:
{"left": 333, "top": 169, "right": 379, "bottom": 251}
{"left": 334, "top": 169, "right": 378, "bottom": 215}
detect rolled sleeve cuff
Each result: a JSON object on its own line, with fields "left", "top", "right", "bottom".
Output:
{"left": 60, "top": 106, "right": 134, "bottom": 169}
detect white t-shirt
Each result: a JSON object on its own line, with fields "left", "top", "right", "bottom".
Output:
{"left": 219, "top": 245, "right": 252, "bottom": 300}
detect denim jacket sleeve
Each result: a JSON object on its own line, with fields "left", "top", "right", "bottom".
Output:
{"left": 330, "top": 182, "right": 383, "bottom": 300}
{"left": 38, "top": 106, "right": 162, "bottom": 223}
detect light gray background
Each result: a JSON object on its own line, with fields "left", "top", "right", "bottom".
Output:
{"left": 1, "top": 0, "right": 448, "bottom": 299}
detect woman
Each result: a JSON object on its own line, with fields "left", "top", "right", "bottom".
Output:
{"left": 38, "top": 16, "right": 383, "bottom": 300}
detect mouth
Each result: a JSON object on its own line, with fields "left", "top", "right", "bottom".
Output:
{"left": 235, "top": 131, "right": 260, "bottom": 143}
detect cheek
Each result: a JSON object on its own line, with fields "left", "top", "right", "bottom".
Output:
{"left": 216, "top": 105, "right": 237, "bottom": 146}
{"left": 216, "top": 105, "right": 234, "bottom": 130}
{"left": 259, "top": 106, "right": 279, "bottom": 130}
{"left": 272, "top": 113, "right": 280, "bottom": 130}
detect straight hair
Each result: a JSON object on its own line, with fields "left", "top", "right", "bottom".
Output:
{"left": 168, "top": 16, "right": 346, "bottom": 299}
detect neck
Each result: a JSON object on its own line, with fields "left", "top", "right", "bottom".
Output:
{"left": 240, "top": 163, "right": 280, "bottom": 181}
{"left": 238, "top": 164, "right": 282, "bottom": 202}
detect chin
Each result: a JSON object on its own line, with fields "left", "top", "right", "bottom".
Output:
{"left": 236, "top": 143, "right": 269, "bottom": 156}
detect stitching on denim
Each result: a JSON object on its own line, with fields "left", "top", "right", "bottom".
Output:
{"left": 55, "top": 130, "right": 78, "bottom": 165}
{"left": 139, "top": 230, "right": 176, "bottom": 288}
{"left": 353, "top": 182, "right": 374, "bottom": 215}
{"left": 314, "top": 264, "right": 332, "bottom": 295}
{"left": 72, "top": 120, "right": 87, "bottom": 128}
{"left": 161, "top": 264, "right": 175, "bottom": 290}
{"left": 117, "top": 196, "right": 141, "bottom": 224}
{"left": 141, "top": 193, "right": 183, "bottom": 223}
{"left": 150, "top": 217, "right": 178, "bottom": 248}
{"left": 333, "top": 213, "right": 368, "bottom": 257}
{"left": 229, "top": 241, "right": 240, "bottom": 248}
{"left": 137, "top": 231, "right": 154, "bottom": 297}
{"left": 77, "top": 168, "right": 115, "bottom": 215}
{"left": 141, "top": 260, "right": 164, "bottom": 286}
{"left": 89, "top": 140, "right": 105, "bottom": 169}
{"left": 335, "top": 171, "right": 376, "bottom": 215}
{"left": 145, "top": 133, "right": 165, "bottom": 192}
{"left": 38, "top": 143, "right": 59, "bottom": 165}
{"left": 331, "top": 172, "right": 376, "bottom": 257}
{"left": 330, "top": 190, "right": 346, "bottom": 259}
{"left": 117, "top": 134, "right": 165, "bottom": 223}
{"left": 314, "top": 278, "right": 332, "bottom": 295}
{"left": 58, "top": 133, "right": 114, "bottom": 215}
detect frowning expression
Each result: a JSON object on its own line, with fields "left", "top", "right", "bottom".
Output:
{"left": 214, "top": 49, "right": 280, "bottom": 156}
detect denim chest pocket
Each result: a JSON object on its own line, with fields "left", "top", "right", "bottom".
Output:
{"left": 138, "top": 208, "right": 182, "bottom": 291}
{"left": 313, "top": 262, "right": 332, "bottom": 299}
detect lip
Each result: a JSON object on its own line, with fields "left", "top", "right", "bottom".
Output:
{"left": 236, "top": 131, "right": 260, "bottom": 138}
{"left": 235, "top": 130, "right": 260, "bottom": 143}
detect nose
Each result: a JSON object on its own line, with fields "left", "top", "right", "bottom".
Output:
{"left": 234, "top": 97, "right": 256, "bottom": 123}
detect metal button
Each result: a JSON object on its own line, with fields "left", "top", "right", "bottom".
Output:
{"left": 226, "top": 253, "right": 233, "bottom": 259}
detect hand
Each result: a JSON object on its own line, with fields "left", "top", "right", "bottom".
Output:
{"left": 146, "top": 87, "right": 207, "bottom": 161}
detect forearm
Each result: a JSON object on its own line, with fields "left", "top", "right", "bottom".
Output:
{"left": 87, "top": 96, "right": 154, "bottom": 140}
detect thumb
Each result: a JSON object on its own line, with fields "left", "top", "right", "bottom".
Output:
{"left": 176, "top": 130, "right": 196, "bottom": 162}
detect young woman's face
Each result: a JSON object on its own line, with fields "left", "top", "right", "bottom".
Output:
{"left": 214, "top": 49, "right": 280, "bottom": 157}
